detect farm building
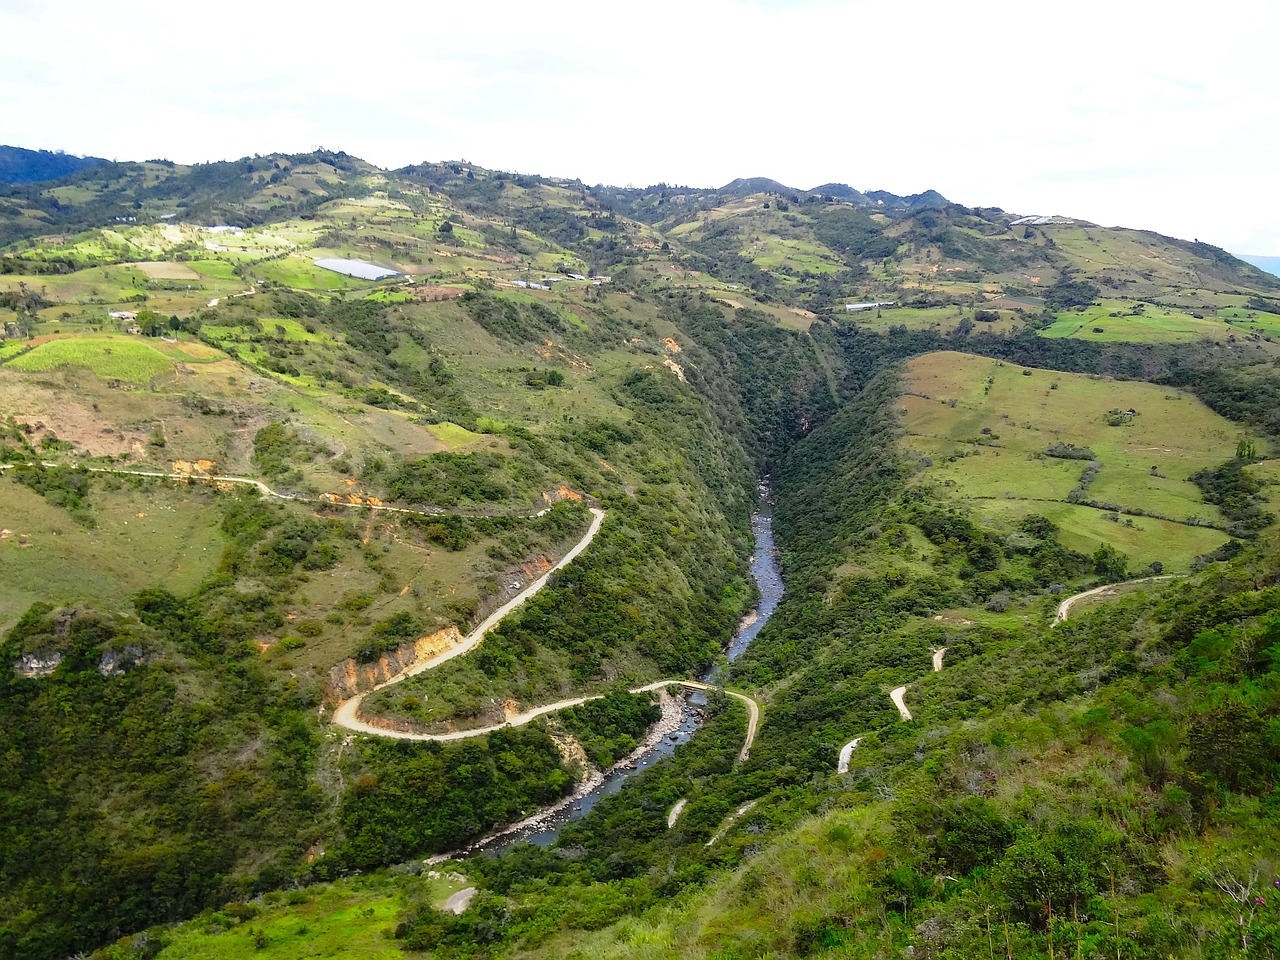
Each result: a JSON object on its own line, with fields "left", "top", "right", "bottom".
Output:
{"left": 845, "top": 301, "right": 895, "bottom": 313}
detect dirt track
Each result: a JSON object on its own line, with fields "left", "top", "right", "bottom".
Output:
{"left": 443, "top": 887, "right": 477, "bottom": 914}
{"left": 837, "top": 737, "right": 862, "bottom": 774}
{"left": 889, "top": 685, "right": 912, "bottom": 721}
{"left": 5, "top": 462, "right": 563, "bottom": 521}
{"left": 334, "top": 675, "right": 761, "bottom": 763}
{"left": 1052, "top": 575, "right": 1180, "bottom": 625}
{"left": 667, "top": 799, "right": 687, "bottom": 828}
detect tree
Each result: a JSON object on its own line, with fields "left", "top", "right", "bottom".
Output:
{"left": 136, "top": 309, "right": 165, "bottom": 336}
{"left": 1236, "top": 437, "right": 1257, "bottom": 461}
{"left": 1187, "top": 701, "right": 1271, "bottom": 790}
{"left": 1092, "top": 543, "right": 1128, "bottom": 581}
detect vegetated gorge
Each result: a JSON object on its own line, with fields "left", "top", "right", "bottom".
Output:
{"left": 1, "top": 149, "right": 1279, "bottom": 959}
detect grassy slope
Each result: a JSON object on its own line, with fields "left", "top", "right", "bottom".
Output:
{"left": 0, "top": 478, "right": 225, "bottom": 626}
{"left": 142, "top": 874, "right": 467, "bottom": 960}
{"left": 900, "top": 351, "right": 1244, "bottom": 569}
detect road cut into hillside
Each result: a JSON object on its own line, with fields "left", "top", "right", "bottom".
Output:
{"left": 4, "top": 462, "right": 564, "bottom": 521}
{"left": 324, "top": 500, "right": 762, "bottom": 758}
{"left": 837, "top": 736, "right": 863, "bottom": 774}
{"left": 1052, "top": 574, "right": 1181, "bottom": 625}
{"left": 333, "top": 676, "right": 760, "bottom": 761}
{"left": 890, "top": 685, "right": 912, "bottom": 721}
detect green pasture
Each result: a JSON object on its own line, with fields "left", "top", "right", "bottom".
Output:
{"left": 1246, "top": 458, "right": 1280, "bottom": 510}
{"left": 188, "top": 258, "right": 240, "bottom": 280}
{"left": 0, "top": 478, "right": 226, "bottom": 632}
{"left": 901, "top": 351, "right": 1246, "bottom": 569}
{"left": 6, "top": 335, "right": 175, "bottom": 382}
{"left": 364, "top": 289, "right": 415, "bottom": 304}
{"left": 427, "top": 421, "right": 486, "bottom": 450}
{"left": 1216, "top": 305, "right": 1280, "bottom": 338}
{"left": 1040, "top": 299, "right": 1238, "bottom": 343}
{"left": 971, "top": 498, "right": 1226, "bottom": 572}
{"left": 749, "top": 235, "right": 843, "bottom": 275}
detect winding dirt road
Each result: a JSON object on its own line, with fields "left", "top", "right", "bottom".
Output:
{"left": 334, "top": 675, "right": 761, "bottom": 762}
{"left": 2, "top": 462, "right": 559, "bottom": 521}
{"left": 1052, "top": 575, "right": 1181, "bottom": 626}
{"left": 332, "top": 507, "right": 606, "bottom": 732}
{"left": 9, "top": 461, "right": 767, "bottom": 831}
{"left": 836, "top": 736, "right": 863, "bottom": 774}
{"left": 835, "top": 574, "right": 1187, "bottom": 769}
{"left": 889, "top": 685, "right": 912, "bottom": 721}
{"left": 667, "top": 799, "right": 687, "bottom": 828}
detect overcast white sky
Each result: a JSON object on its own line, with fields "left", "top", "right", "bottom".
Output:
{"left": 4, "top": 0, "right": 1277, "bottom": 252}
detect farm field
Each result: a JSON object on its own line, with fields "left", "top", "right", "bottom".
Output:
{"left": 1039, "top": 298, "right": 1249, "bottom": 343}
{"left": 6, "top": 334, "right": 176, "bottom": 382}
{"left": 899, "top": 351, "right": 1246, "bottom": 570}
{"left": 846, "top": 304, "right": 1026, "bottom": 336}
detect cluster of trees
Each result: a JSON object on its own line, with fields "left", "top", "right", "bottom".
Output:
{"left": 1044, "top": 272, "right": 1101, "bottom": 309}
{"left": 250, "top": 422, "right": 328, "bottom": 481}
{"left": 10, "top": 464, "right": 94, "bottom": 522}
{"left": 1190, "top": 457, "right": 1274, "bottom": 535}
{"left": 381, "top": 450, "right": 523, "bottom": 506}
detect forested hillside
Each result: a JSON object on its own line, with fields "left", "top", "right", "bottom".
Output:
{"left": 1, "top": 149, "right": 1278, "bottom": 960}
{"left": 0, "top": 145, "right": 105, "bottom": 185}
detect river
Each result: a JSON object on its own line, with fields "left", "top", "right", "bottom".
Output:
{"left": 477, "top": 492, "right": 781, "bottom": 851}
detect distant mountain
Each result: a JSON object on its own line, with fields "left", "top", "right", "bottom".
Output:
{"left": 719, "top": 177, "right": 799, "bottom": 196}
{"left": 0, "top": 145, "right": 106, "bottom": 184}
{"left": 1240, "top": 254, "right": 1280, "bottom": 279}
{"left": 808, "top": 182, "right": 866, "bottom": 202}
{"left": 864, "top": 188, "right": 949, "bottom": 212}
{"left": 717, "top": 178, "right": 949, "bottom": 212}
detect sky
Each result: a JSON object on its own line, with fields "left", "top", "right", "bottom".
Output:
{"left": 4, "top": 0, "right": 1278, "bottom": 252}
